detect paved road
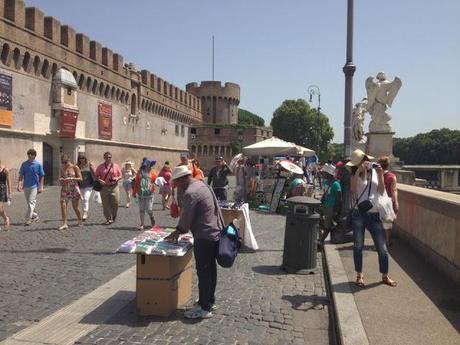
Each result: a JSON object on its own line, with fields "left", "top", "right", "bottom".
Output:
{"left": 0, "top": 186, "right": 331, "bottom": 345}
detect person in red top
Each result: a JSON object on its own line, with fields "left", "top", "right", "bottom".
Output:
{"left": 378, "top": 156, "right": 399, "bottom": 246}
{"left": 95, "top": 152, "right": 122, "bottom": 225}
{"left": 133, "top": 159, "right": 158, "bottom": 231}
{"left": 180, "top": 153, "right": 201, "bottom": 179}
{"left": 191, "top": 159, "right": 205, "bottom": 181}
{"left": 158, "top": 161, "right": 172, "bottom": 210}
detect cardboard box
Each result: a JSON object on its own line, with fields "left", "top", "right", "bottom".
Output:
{"left": 221, "top": 208, "right": 246, "bottom": 243}
{"left": 136, "top": 250, "right": 193, "bottom": 317}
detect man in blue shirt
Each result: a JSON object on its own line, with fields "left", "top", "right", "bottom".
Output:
{"left": 17, "top": 149, "right": 45, "bottom": 225}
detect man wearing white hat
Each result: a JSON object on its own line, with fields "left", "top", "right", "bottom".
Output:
{"left": 319, "top": 164, "right": 342, "bottom": 243}
{"left": 166, "top": 165, "right": 223, "bottom": 319}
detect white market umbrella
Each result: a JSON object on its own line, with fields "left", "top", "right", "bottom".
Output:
{"left": 280, "top": 160, "right": 304, "bottom": 174}
{"left": 229, "top": 153, "right": 243, "bottom": 171}
{"left": 295, "top": 145, "right": 316, "bottom": 157}
{"left": 242, "top": 137, "right": 315, "bottom": 157}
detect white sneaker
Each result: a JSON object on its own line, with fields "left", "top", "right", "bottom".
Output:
{"left": 194, "top": 300, "right": 217, "bottom": 311}
{"left": 184, "top": 306, "right": 212, "bottom": 319}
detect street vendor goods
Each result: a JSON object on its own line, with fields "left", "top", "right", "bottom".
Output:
{"left": 116, "top": 226, "right": 193, "bottom": 256}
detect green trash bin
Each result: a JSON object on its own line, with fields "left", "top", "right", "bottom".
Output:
{"left": 282, "top": 196, "right": 321, "bottom": 273}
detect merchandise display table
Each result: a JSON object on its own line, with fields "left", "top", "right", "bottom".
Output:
{"left": 117, "top": 227, "right": 193, "bottom": 317}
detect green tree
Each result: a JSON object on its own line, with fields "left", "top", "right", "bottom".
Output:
{"left": 327, "top": 143, "right": 344, "bottom": 162}
{"left": 238, "top": 108, "right": 265, "bottom": 127}
{"left": 393, "top": 128, "right": 460, "bottom": 164}
{"left": 270, "top": 99, "right": 334, "bottom": 160}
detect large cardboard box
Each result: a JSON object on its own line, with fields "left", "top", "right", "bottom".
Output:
{"left": 221, "top": 208, "right": 246, "bottom": 243}
{"left": 136, "top": 250, "right": 193, "bottom": 317}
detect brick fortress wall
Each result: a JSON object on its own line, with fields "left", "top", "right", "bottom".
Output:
{"left": 0, "top": 0, "right": 204, "bottom": 183}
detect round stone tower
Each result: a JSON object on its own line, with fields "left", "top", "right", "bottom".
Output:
{"left": 186, "top": 81, "right": 240, "bottom": 125}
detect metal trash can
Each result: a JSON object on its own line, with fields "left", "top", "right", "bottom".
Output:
{"left": 282, "top": 196, "right": 321, "bottom": 273}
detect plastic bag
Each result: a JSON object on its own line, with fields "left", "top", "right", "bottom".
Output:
{"left": 170, "top": 201, "right": 179, "bottom": 218}
{"left": 93, "top": 191, "right": 102, "bottom": 204}
{"left": 377, "top": 190, "right": 396, "bottom": 222}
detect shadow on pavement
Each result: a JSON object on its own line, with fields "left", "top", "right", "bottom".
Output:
{"left": 389, "top": 238, "right": 460, "bottom": 333}
{"left": 252, "top": 265, "right": 288, "bottom": 276}
{"left": 0, "top": 247, "right": 70, "bottom": 254}
{"left": 80, "top": 291, "right": 205, "bottom": 327}
{"left": 282, "top": 294, "right": 329, "bottom": 311}
{"left": 331, "top": 281, "right": 381, "bottom": 294}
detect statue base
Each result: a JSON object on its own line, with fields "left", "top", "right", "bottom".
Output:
{"left": 366, "top": 131, "right": 394, "bottom": 158}
{"left": 351, "top": 141, "right": 367, "bottom": 154}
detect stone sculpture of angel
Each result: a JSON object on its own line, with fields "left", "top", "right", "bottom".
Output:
{"left": 365, "top": 72, "right": 402, "bottom": 132}
{"left": 352, "top": 98, "right": 367, "bottom": 143}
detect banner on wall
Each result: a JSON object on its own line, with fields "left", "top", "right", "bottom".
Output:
{"left": 59, "top": 110, "right": 78, "bottom": 138}
{"left": 0, "top": 73, "right": 13, "bottom": 127}
{"left": 98, "top": 102, "right": 112, "bottom": 140}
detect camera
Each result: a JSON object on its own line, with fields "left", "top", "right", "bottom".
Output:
{"left": 371, "top": 163, "right": 379, "bottom": 169}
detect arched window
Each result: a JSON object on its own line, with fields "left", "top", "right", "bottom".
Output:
{"left": 86, "top": 77, "right": 92, "bottom": 91}
{"left": 78, "top": 74, "right": 85, "bottom": 89}
{"left": 92, "top": 80, "right": 98, "bottom": 94}
{"left": 116, "top": 89, "right": 120, "bottom": 100}
{"left": 13, "top": 48, "right": 21, "bottom": 69}
{"left": 191, "top": 145, "right": 196, "bottom": 154}
{"left": 104, "top": 85, "right": 110, "bottom": 98}
{"left": 131, "top": 93, "right": 137, "bottom": 114}
{"left": 33, "top": 56, "right": 40, "bottom": 75}
{"left": 99, "top": 82, "right": 104, "bottom": 96}
{"left": 111, "top": 86, "right": 115, "bottom": 99}
{"left": 203, "top": 145, "right": 208, "bottom": 155}
{"left": 22, "top": 52, "right": 31, "bottom": 71}
{"left": 209, "top": 146, "right": 214, "bottom": 155}
{"left": 51, "top": 63, "right": 58, "bottom": 77}
{"left": 163, "top": 82, "right": 167, "bottom": 95}
{"left": 197, "top": 145, "right": 202, "bottom": 155}
{"left": 1, "top": 44, "right": 10, "bottom": 65}
{"left": 125, "top": 93, "right": 129, "bottom": 104}
{"left": 141, "top": 99, "right": 145, "bottom": 110}
{"left": 41, "top": 59, "right": 49, "bottom": 78}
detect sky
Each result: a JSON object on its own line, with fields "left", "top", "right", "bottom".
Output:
{"left": 27, "top": 0, "right": 460, "bottom": 143}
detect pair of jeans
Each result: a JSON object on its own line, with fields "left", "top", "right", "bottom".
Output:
{"left": 194, "top": 239, "right": 218, "bottom": 311}
{"left": 352, "top": 210, "right": 389, "bottom": 274}
{"left": 24, "top": 187, "right": 38, "bottom": 220}
{"left": 213, "top": 187, "right": 227, "bottom": 201}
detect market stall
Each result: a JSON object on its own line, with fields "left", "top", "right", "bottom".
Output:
{"left": 241, "top": 137, "right": 315, "bottom": 212}
{"left": 117, "top": 227, "right": 193, "bottom": 317}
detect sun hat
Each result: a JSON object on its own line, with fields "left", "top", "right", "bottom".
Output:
{"left": 346, "top": 149, "right": 374, "bottom": 167}
{"left": 141, "top": 159, "right": 151, "bottom": 168}
{"left": 172, "top": 165, "right": 192, "bottom": 181}
{"left": 321, "top": 163, "right": 336, "bottom": 176}
{"left": 124, "top": 160, "right": 134, "bottom": 166}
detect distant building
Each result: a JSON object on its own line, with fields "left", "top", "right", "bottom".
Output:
{"left": 186, "top": 81, "right": 272, "bottom": 171}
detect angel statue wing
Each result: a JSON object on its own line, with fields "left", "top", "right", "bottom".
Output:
{"left": 365, "top": 76, "right": 378, "bottom": 109}
{"left": 385, "top": 76, "right": 402, "bottom": 107}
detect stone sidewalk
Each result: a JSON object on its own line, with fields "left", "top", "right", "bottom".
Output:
{"left": 325, "top": 233, "right": 460, "bottom": 345}
{"left": 0, "top": 187, "right": 332, "bottom": 345}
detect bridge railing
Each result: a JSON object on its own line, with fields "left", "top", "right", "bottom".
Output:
{"left": 394, "top": 184, "right": 460, "bottom": 285}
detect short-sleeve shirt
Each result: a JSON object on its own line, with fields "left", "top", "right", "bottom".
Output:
{"left": 177, "top": 180, "right": 222, "bottom": 241}
{"left": 323, "top": 180, "right": 342, "bottom": 208}
{"left": 95, "top": 163, "right": 122, "bottom": 186}
{"left": 19, "top": 160, "right": 45, "bottom": 188}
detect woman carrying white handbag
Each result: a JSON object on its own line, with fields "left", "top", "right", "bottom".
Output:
{"left": 378, "top": 156, "right": 399, "bottom": 246}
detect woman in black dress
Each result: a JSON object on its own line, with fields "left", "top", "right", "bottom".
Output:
{"left": 0, "top": 161, "right": 12, "bottom": 230}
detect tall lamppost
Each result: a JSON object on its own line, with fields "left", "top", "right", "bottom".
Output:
{"left": 343, "top": 0, "right": 356, "bottom": 158}
{"left": 307, "top": 85, "right": 321, "bottom": 158}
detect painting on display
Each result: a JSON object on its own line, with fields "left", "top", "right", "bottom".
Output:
{"left": 98, "top": 102, "right": 112, "bottom": 140}
{"left": 0, "top": 73, "right": 13, "bottom": 127}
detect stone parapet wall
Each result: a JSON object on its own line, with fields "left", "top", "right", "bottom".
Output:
{"left": 394, "top": 184, "right": 460, "bottom": 285}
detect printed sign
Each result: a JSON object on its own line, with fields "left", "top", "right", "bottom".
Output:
{"left": 59, "top": 110, "right": 78, "bottom": 138}
{"left": 0, "top": 73, "right": 13, "bottom": 127}
{"left": 98, "top": 102, "right": 112, "bottom": 140}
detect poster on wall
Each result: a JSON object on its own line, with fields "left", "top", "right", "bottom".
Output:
{"left": 59, "top": 110, "right": 78, "bottom": 138}
{"left": 0, "top": 73, "right": 13, "bottom": 127}
{"left": 98, "top": 102, "right": 112, "bottom": 140}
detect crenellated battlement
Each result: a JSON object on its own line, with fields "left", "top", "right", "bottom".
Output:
{"left": 0, "top": 0, "right": 202, "bottom": 122}
{"left": 186, "top": 80, "right": 240, "bottom": 101}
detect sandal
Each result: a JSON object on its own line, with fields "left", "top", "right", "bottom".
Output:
{"left": 4, "top": 217, "right": 10, "bottom": 230}
{"left": 355, "top": 275, "right": 365, "bottom": 287}
{"left": 103, "top": 220, "right": 112, "bottom": 225}
{"left": 58, "top": 224, "right": 68, "bottom": 231}
{"left": 382, "top": 276, "right": 397, "bottom": 287}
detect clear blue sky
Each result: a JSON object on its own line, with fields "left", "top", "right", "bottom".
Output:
{"left": 27, "top": 0, "right": 460, "bottom": 142}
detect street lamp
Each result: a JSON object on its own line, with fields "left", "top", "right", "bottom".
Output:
{"left": 307, "top": 84, "right": 321, "bottom": 157}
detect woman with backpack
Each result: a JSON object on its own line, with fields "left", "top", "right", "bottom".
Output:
{"left": 133, "top": 159, "right": 158, "bottom": 231}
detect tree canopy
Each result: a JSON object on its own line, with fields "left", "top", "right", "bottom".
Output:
{"left": 270, "top": 99, "right": 334, "bottom": 160}
{"left": 238, "top": 108, "right": 265, "bottom": 127}
{"left": 393, "top": 128, "right": 460, "bottom": 165}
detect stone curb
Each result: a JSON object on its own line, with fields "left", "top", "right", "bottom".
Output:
{"left": 323, "top": 242, "right": 369, "bottom": 345}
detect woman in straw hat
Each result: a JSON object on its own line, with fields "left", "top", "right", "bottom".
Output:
{"left": 121, "top": 160, "right": 136, "bottom": 208}
{"left": 347, "top": 149, "right": 397, "bottom": 287}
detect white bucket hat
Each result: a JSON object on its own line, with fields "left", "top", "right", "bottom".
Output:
{"left": 346, "top": 149, "right": 374, "bottom": 167}
{"left": 321, "top": 163, "right": 336, "bottom": 176}
{"left": 172, "top": 165, "right": 191, "bottom": 181}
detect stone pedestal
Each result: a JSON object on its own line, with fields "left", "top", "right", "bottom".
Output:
{"left": 366, "top": 131, "right": 394, "bottom": 158}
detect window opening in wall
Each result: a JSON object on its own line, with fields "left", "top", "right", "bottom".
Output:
{"left": 13, "top": 48, "right": 21, "bottom": 69}
{"left": 203, "top": 146, "right": 208, "bottom": 155}
{"left": 131, "top": 94, "right": 137, "bottom": 115}
{"left": 41, "top": 59, "right": 49, "bottom": 78}
{"left": 22, "top": 52, "right": 31, "bottom": 71}
{"left": 175, "top": 124, "right": 179, "bottom": 136}
{"left": 191, "top": 127, "right": 197, "bottom": 134}
{"left": 67, "top": 87, "right": 72, "bottom": 96}
{"left": 214, "top": 128, "right": 220, "bottom": 135}
{"left": 181, "top": 125, "right": 185, "bottom": 137}
{"left": 1, "top": 44, "right": 10, "bottom": 65}
{"left": 33, "top": 56, "right": 40, "bottom": 75}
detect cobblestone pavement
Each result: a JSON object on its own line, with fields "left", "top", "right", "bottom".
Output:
{"left": 0, "top": 186, "right": 331, "bottom": 345}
